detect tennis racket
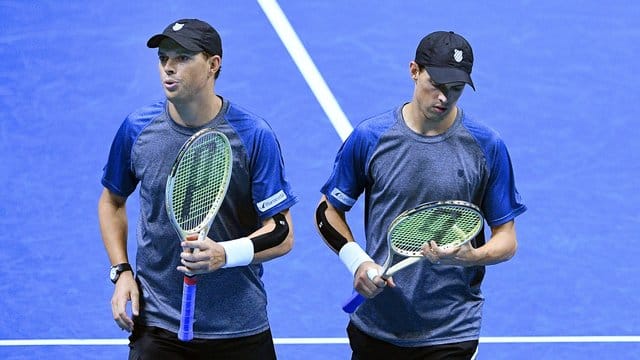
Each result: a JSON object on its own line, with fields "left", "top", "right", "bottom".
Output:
{"left": 165, "top": 128, "right": 233, "bottom": 341}
{"left": 342, "top": 200, "right": 484, "bottom": 313}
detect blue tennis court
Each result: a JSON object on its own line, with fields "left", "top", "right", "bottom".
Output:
{"left": 1, "top": 1, "right": 638, "bottom": 359}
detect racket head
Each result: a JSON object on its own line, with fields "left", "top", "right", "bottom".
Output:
{"left": 165, "top": 128, "right": 233, "bottom": 238}
{"left": 388, "top": 200, "right": 484, "bottom": 256}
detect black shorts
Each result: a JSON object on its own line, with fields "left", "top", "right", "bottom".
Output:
{"left": 347, "top": 322, "right": 478, "bottom": 360}
{"left": 128, "top": 325, "right": 277, "bottom": 360}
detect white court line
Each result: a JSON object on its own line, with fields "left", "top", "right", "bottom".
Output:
{"left": 1, "top": 337, "right": 639, "bottom": 346}
{"left": 256, "top": 0, "right": 353, "bottom": 141}
{"left": 479, "top": 336, "right": 640, "bottom": 343}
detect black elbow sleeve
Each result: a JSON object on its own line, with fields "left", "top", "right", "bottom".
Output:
{"left": 250, "top": 213, "right": 289, "bottom": 252}
{"left": 315, "top": 200, "right": 348, "bottom": 252}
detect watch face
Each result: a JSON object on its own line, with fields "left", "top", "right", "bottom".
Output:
{"left": 110, "top": 267, "right": 118, "bottom": 281}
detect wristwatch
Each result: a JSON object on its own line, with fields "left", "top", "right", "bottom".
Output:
{"left": 109, "top": 263, "right": 133, "bottom": 284}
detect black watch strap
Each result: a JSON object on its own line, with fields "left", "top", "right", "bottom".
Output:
{"left": 110, "top": 263, "right": 133, "bottom": 284}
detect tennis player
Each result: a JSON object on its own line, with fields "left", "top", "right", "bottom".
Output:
{"left": 98, "top": 18, "right": 297, "bottom": 359}
{"left": 315, "top": 31, "right": 527, "bottom": 359}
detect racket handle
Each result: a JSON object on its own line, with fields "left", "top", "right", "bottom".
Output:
{"left": 342, "top": 291, "right": 366, "bottom": 313}
{"left": 178, "top": 276, "right": 197, "bottom": 341}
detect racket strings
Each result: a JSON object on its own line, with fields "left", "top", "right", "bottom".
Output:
{"left": 390, "top": 206, "right": 483, "bottom": 254}
{"left": 171, "top": 134, "right": 232, "bottom": 231}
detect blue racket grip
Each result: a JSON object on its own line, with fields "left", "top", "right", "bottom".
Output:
{"left": 342, "top": 291, "right": 366, "bottom": 313}
{"left": 178, "top": 276, "right": 197, "bottom": 341}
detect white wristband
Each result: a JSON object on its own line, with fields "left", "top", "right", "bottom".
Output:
{"left": 338, "top": 242, "right": 373, "bottom": 276}
{"left": 220, "top": 237, "right": 254, "bottom": 268}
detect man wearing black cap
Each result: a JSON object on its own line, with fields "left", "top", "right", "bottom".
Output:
{"left": 315, "top": 31, "right": 526, "bottom": 359}
{"left": 99, "top": 19, "right": 298, "bottom": 359}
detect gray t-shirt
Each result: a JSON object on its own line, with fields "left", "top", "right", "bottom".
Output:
{"left": 321, "top": 105, "right": 526, "bottom": 346}
{"left": 102, "top": 98, "right": 298, "bottom": 338}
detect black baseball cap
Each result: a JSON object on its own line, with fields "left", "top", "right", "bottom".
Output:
{"left": 147, "top": 19, "right": 222, "bottom": 56}
{"left": 415, "top": 31, "right": 474, "bottom": 90}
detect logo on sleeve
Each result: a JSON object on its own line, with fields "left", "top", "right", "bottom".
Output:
{"left": 257, "top": 190, "right": 288, "bottom": 212}
{"left": 330, "top": 188, "right": 356, "bottom": 207}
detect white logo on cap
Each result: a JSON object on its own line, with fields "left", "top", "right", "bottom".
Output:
{"left": 453, "top": 49, "right": 463, "bottom": 63}
{"left": 172, "top": 22, "right": 184, "bottom": 31}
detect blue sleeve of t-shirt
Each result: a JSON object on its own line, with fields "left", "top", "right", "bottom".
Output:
{"left": 481, "top": 136, "right": 527, "bottom": 226}
{"left": 101, "top": 103, "right": 161, "bottom": 197}
{"left": 226, "top": 103, "right": 298, "bottom": 220}
{"left": 101, "top": 120, "right": 139, "bottom": 197}
{"left": 249, "top": 125, "right": 298, "bottom": 219}
{"left": 320, "top": 123, "right": 383, "bottom": 212}
{"left": 465, "top": 120, "right": 527, "bottom": 226}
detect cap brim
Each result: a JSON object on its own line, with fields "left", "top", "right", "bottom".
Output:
{"left": 147, "top": 34, "right": 168, "bottom": 48}
{"left": 426, "top": 67, "right": 475, "bottom": 90}
{"left": 146, "top": 34, "right": 201, "bottom": 52}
